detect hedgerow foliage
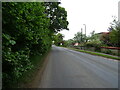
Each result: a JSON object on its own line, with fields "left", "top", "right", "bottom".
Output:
{"left": 2, "top": 2, "right": 69, "bottom": 88}
{"left": 2, "top": 2, "right": 52, "bottom": 88}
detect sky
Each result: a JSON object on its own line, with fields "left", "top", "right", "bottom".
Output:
{"left": 59, "top": 0, "right": 120, "bottom": 40}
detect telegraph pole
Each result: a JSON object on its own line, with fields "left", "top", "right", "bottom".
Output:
{"left": 83, "top": 24, "right": 86, "bottom": 42}
{"left": 118, "top": 1, "right": 120, "bottom": 21}
{"left": 81, "top": 28, "right": 83, "bottom": 43}
{"left": 80, "top": 28, "right": 83, "bottom": 50}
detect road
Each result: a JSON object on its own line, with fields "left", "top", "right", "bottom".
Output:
{"left": 39, "top": 45, "right": 118, "bottom": 88}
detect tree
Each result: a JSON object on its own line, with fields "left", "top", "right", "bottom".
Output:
{"left": 43, "top": 2, "right": 69, "bottom": 33}
{"left": 53, "top": 33, "right": 64, "bottom": 46}
{"left": 108, "top": 19, "right": 120, "bottom": 47}
{"left": 100, "top": 33, "right": 110, "bottom": 46}
{"left": 88, "top": 30, "right": 101, "bottom": 44}
{"left": 65, "top": 39, "right": 76, "bottom": 47}
{"left": 2, "top": 2, "right": 69, "bottom": 88}
{"left": 3, "top": 2, "right": 69, "bottom": 88}
{"left": 84, "top": 31, "right": 102, "bottom": 49}
{"left": 73, "top": 32, "right": 86, "bottom": 43}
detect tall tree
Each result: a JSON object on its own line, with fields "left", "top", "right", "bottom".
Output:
{"left": 89, "top": 30, "right": 101, "bottom": 43}
{"left": 65, "top": 39, "right": 76, "bottom": 47}
{"left": 43, "top": 2, "right": 69, "bottom": 33}
{"left": 73, "top": 32, "right": 86, "bottom": 43}
{"left": 108, "top": 19, "right": 120, "bottom": 47}
{"left": 2, "top": 2, "right": 69, "bottom": 88}
{"left": 54, "top": 33, "right": 64, "bottom": 46}
{"left": 100, "top": 33, "right": 110, "bottom": 46}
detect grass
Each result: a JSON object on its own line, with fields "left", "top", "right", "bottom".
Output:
{"left": 16, "top": 49, "right": 51, "bottom": 88}
{"left": 67, "top": 47, "right": 120, "bottom": 60}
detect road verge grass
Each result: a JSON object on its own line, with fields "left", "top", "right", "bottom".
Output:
{"left": 16, "top": 49, "right": 51, "bottom": 88}
{"left": 66, "top": 47, "right": 120, "bottom": 60}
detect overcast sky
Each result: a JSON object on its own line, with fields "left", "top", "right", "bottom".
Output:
{"left": 59, "top": 0, "right": 120, "bottom": 40}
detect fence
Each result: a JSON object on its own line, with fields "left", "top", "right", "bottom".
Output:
{"left": 74, "top": 46, "right": 120, "bottom": 56}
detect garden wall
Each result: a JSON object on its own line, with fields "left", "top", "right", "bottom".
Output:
{"left": 74, "top": 46, "right": 120, "bottom": 56}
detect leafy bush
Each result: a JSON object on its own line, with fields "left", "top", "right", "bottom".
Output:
{"left": 2, "top": 2, "right": 69, "bottom": 88}
{"left": 84, "top": 41, "right": 102, "bottom": 52}
{"left": 84, "top": 41, "right": 101, "bottom": 47}
{"left": 2, "top": 2, "right": 52, "bottom": 88}
{"left": 103, "top": 49, "right": 112, "bottom": 54}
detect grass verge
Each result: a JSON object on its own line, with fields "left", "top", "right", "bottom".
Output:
{"left": 17, "top": 49, "right": 51, "bottom": 88}
{"left": 67, "top": 47, "right": 120, "bottom": 60}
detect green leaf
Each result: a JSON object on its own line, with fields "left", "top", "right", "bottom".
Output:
{"left": 9, "top": 40, "right": 16, "bottom": 45}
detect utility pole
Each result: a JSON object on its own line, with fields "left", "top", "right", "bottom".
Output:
{"left": 118, "top": 1, "right": 120, "bottom": 21}
{"left": 81, "top": 28, "right": 83, "bottom": 43}
{"left": 81, "top": 28, "right": 83, "bottom": 50}
{"left": 83, "top": 24, "right": 86, "bottom": 42}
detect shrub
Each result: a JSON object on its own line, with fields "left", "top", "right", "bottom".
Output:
{"left": 2, "top": 2, "right": 52, "bottom": 88}
{"left": 2, "top": 2, "right": 68, "bottom": 88}
{"left": 104, "top": 49, "right": 112, "bottom": 54}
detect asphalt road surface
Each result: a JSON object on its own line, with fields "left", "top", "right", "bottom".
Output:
{"left": 39, "top": 45, "right": 118, "bottom": 88}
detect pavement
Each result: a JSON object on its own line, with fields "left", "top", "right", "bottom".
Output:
{"left": 39, "top": 45, "right": 118, "bottom": 88}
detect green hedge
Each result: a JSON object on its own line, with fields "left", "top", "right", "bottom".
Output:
{"left": 2, "top": 2, "right": 52, "bottom": 88}
{"left": 2, "top": 2, "right": 69, "bottom": 88}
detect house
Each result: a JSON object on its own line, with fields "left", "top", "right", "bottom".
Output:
{"left": 97, "top": 32, "right": 110, "bottom": 35}
{"left": 74, "top": 43, "right": 80, "bottom": 46}
{"left": 97, "top": 32, "right": 110, "bottom": 40}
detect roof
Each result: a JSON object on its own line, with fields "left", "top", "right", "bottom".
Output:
{"left": 98, "top": 32, "right": 110, "bottom": 34}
